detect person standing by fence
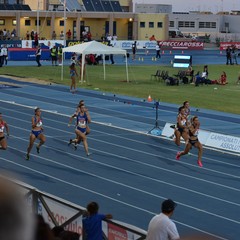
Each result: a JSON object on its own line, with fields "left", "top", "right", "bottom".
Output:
{"left": 35, "top": 45, "right": 41, "bottom": 67}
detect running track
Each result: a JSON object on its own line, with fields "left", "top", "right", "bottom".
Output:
{"left": 0, "top": 77, "right": 240, "bottom": 240}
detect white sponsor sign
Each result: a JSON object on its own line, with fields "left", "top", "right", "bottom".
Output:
{"left": 162, "top": 123, "right": 210, "bottom": 145}
{"left": 22, "top": 40, "right": 64, "bottom": 48}
{"left": 39, "top": 196, "right": 83, "bottom": 236}
{"left": 206, "top": 133, "right": 240, "bottom": 153}
{"left": 111, "top": 40, "right": 157, "bottom": 49}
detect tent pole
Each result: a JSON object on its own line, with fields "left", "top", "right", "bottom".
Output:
{"left": 103, "top": 54, "right": 106, "bottom": 80}
{"left": 61, "top": 52, "right": 64, "bottom": 81}
{"left": 80, "top": 54, "right": 85, "bottom": 84}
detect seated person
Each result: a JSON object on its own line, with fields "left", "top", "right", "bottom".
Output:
{"left": 236, "top": 74, "right": 240, "bottom": 84}
{"left": 218, "top": 71, "right": 228, "bottom": 85}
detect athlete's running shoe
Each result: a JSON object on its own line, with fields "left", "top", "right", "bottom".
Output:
{"left": 197, "top": 160, "right": 203, "bottom": 167}
{"left": 36, "top": 146, "right": 40, "bottom": 154}
{"left": 176, "top": 151, "right": 181, "bottom": 160}
{"left": 68, "top": 139, "right": 72, "bottom": 146}
{"left": 26, "top": 154, "right": 30, "bottom": 160}
{"left": 86, "top": 152, "right": 92, "bottom": 157}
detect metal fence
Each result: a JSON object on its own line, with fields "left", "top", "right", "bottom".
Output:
{"left": 7, "top": 176, "right": 147, "bottom": 240}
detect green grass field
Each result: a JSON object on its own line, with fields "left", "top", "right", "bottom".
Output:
{"left": 0, "top": 64, "right": 240, "bottom": 114}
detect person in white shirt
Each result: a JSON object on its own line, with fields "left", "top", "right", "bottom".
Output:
{"left": 1, "top": 44, "right": 8, "bottom": 65}
{"left": 147, "top": 199, "right": 180, "bottom": 240}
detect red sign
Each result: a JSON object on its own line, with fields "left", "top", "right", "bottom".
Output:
{"left": 220, "top": 42, "right": 240, "bottom": 50}
{"left": 158, "top": 41, "right": 204, "bottom": 50}
{"left": 108, "top": 223, "right": 128, "bottom": 240}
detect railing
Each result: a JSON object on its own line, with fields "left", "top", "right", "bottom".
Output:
{"left": 3, "top": 175, "right": 147, "bottom": 240}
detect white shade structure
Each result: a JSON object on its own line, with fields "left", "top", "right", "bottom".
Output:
{"left": 62, "top": 41, "right": 129, "bottom": 83}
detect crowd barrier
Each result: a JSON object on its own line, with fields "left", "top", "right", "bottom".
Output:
{"left": 3, "top": 176, "right": 147, "bottom": 240}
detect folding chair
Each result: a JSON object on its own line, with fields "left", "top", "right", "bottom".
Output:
{"left": 151, "top": 70, "right": 161, "bottom": 80}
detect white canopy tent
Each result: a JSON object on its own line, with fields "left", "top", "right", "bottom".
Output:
{"left": 62, "top": 41, "right": 129, "bottom": 83}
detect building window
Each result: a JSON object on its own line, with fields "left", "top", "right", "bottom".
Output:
{"left": 199, "top": 22, "right": 216, "bottom": 28}
{"left": 169, "top": 21, "right": 174, "bottom": 27}
{"left": 140, "top": 22, "right": 145, "bottom": 28}
{"left": 0, "top": 19, "right": 5, "bottom": 25}
{"left": 157, "top": 22, "right": 163, "bottom": 28}
{"left": 149, "top": 22, "right": 154, "bottom": 28}
{"left": 59, "top": 20, "right": 64, "bottom": 26}
{"left": 35, "top": 20, "right": 41, "bottom": 26}
{"left": 12, "top": 19, "right": 17, "bottom": 26}
{"left": 47, "top": 19, "right": 51, "bottom": 26}
{"left": 25, "top": 19, "right": 31, "bottom": 26}
{"left": 178, "top": 21, "right": 195, "bottom": 28}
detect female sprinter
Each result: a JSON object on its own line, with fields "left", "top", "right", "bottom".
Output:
{"left": 174, "top": 106, "right": 189, "bottom": 146}
{"left": 26, "top": 108, "right": 46, "bottom": 160}
{"left": 69, "top": 62, "right": 78, "bottom": 93}
{"left": 69, "top": 104, "right": 91, "bottom": 156}
{"left": 176, "top": 116, "right": 203, "bottom": 167}
{"left": 0, "top": 113, "right": 9, "bottom": 150}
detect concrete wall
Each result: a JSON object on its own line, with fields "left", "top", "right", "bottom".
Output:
{"left": 137, "top": 13, "right": 168, "bottom": 40}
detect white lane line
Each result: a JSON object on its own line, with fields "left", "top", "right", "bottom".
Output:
{"left": 0, "top": 154, "right": 232, "bottom": 240}
{"left": 4, "top": 112, "right": 240, "bottom": 192}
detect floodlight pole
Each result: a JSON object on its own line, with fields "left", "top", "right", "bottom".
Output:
{"left": 63, "top": 0, "right": 67, "bottom": 47}
{"left": 37, "top": 0, "right": 40, "bottom": 38}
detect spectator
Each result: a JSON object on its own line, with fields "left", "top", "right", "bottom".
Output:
{"left": 0, "top": 177, "right": 34, "bottom": 240}
{"left": 149, "top": 35, "right": 156, "bottom": 41}
{"left": 0, "top": 47, "right": 3, "bottom": 67}
{"left": 26, "top": 30, "right": 30, "bottom": 40}
{"left": 34, "top": 32, "right": 39, "bottom": 48}
{"left": 87, "top": 31, "right": 92, "bottom": 41}
{"left": 50, "top": 45, "right": 58, "bottom": 66}
{"left": 112, "top": 34, "right": 118, "bottom": 41}
{"left": 82, "top": 202, "right": 112, "bottom": 240}
{"left": 11, "top": 28, "right": 16, "bottom": 38}
{"left": 3, "top": 28, "right": 6, "bottom": 40}
{"left": 218, "top": 71, "right": 228, "bottom": 85}
{"left": 5, "top": 30, "right": 11, "bottom": 40}
{"left": 203, "top": 65, "right": 208, "bottom": 78}
{"left": 226, "top": 46, "right": 232, "bottom": 65}
{"left": 52, "top": 31, "right": 57, "bottom": 40}
{"left": 236, "top": 74, "right": 240, "bottom": 84}
{"left": 60, "top": 31, "right": 64, "bottom": 40}
{"left": 66, "top": 29, "right": 72, "bottom": 40}
{"left": 31, "top": 29, "right": 35, "bottom": 40}
{"left": 231, "top": 45, "right": 238, "bottom": 65}
{"left": 35, "top": 215, "right": 55, "bottom": 240}
{"left": 147, "top": 199, "right": 179, "bottom": 240}
{"left": 1, "top": 44, "right": 8, "bottom": 65}
{"left": 57, "top": 44, "right": 63, "bottom": 65}
{"left": 156, "top": 42, "right": 161, "bottom": 59}
{"left": 35, "top": 45, "right": 42, "bottom": 67}
{"left": 132, "top": 40, "right": 137, "bottom": 60}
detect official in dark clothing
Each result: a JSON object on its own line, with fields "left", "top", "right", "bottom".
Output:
{"left": 36, "top": 45, "right": 42, "bottom": 67}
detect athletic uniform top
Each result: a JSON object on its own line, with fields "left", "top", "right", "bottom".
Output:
{"left": 177, "top": 113, "right": 187, "bottom": 128}
{"left": 0, "top": 121, "right": 5, "bottom": 133}
{"left": 33, "top": 116, "right": 43, "bottom": 129}
{"left": 70, "top": 69, "right": 76, "bottom": 77}
{"left": 189, "top": 124, "right": 199, "bottom": 138}
{"left": 76, "top": 112, "right": 87, "bottom": 129}
{"left": 184, "top": 108, "right": 190, "bottom": 118}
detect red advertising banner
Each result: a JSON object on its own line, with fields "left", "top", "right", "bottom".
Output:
{"left": 108, "top": 223, "right": 128, "bottom": 240}
{"left": 220, "top": 42, "right": 240, "bottom": 50}
{"left": 158, "top": 41, "right": 204, "bottom": 50}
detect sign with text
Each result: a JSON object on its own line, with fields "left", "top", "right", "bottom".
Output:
{"left": 220, "top": 42, "right": 240, "bottom": 50}
{"left": 205, "top": 133, "right": 240, "bottom": 153}
{"left": 158, "top": 41, "right": 204, "bottom": 50}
